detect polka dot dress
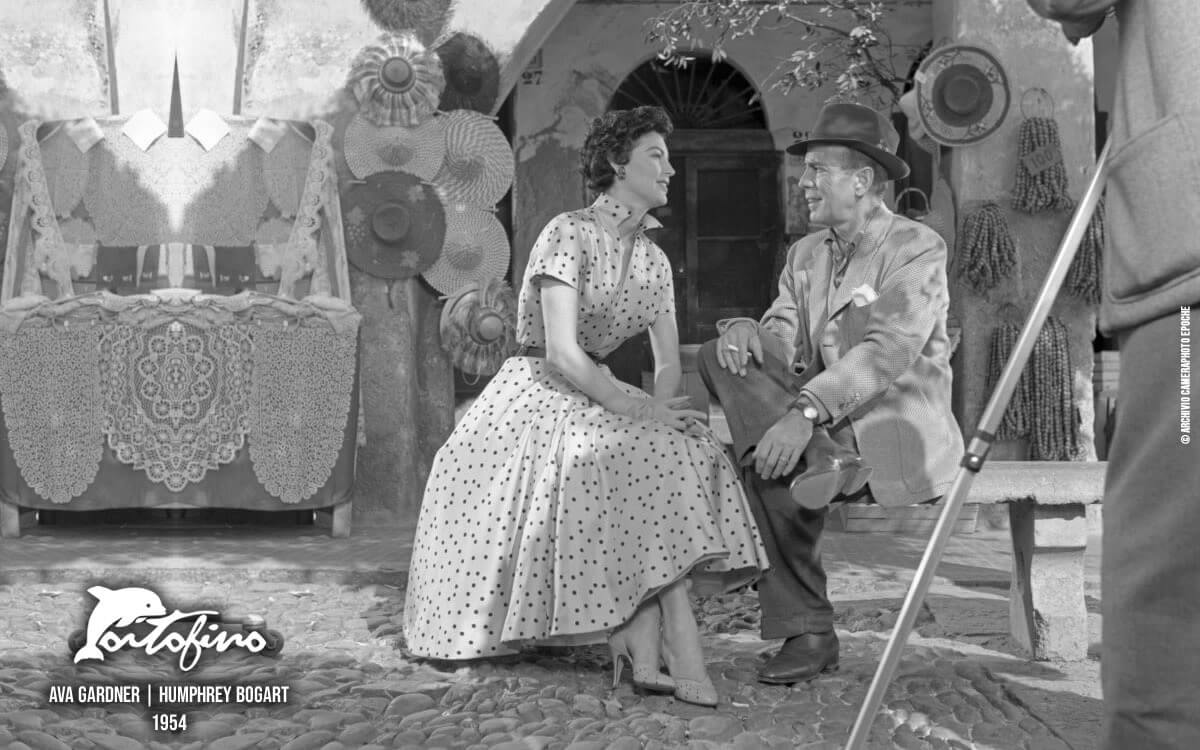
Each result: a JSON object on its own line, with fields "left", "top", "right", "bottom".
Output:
{"left": 403, "top": 195, "right": 769, "bottom": 660}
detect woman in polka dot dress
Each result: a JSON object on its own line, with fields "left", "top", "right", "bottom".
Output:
{"left": 404, "top": 107, "right": 769, "bottom": 706}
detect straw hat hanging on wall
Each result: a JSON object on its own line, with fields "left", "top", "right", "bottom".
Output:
{"left": 341, "top": 170, "right": 446, "bottom": 280}
{"left": 342, "top": 112, "right": 447, "bottom": 181}
{"left": 913, "top": 43, "right": 1011, "bottom": 147}
{"left": 347, "top": 33, "right": 445, "bottom": 128}
{"left": 433, "top": 110, "right": 513, "bottom": 207}
{"left": 438, "top": 277, "right": 518, "bottom": 376}
{"left": 422, "top": 203, "right": 509, "bottom": 296}
{"left": 360, "top": 0, "right": 453, "bottom": 46}
{"left": 435, "top": 32, "right": 501, "bottom": 114}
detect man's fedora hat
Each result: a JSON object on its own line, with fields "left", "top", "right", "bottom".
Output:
{"left": 787, "top": 102, "right": 909, "bottom": 181}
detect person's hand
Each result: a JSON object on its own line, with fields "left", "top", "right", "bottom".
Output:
{"left": 716, "top": 322, "right": 763, "bottom": 376}
{"left": 625, "top": 396, "right": 709, "bottom": 433}
{"left": 754, "top": 411, "right": 814, "bottom": 480}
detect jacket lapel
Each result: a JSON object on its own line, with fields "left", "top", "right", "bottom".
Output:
{"left": 827, "top": 208, "right": 894, "bottom": 316}
{"left": 805, "top": 234, "right": 834, "bottom": 361}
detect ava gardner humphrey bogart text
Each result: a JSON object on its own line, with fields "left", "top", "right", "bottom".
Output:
{"left": 1182, "top": 306, "right": 1192, "bottom": 444}
{"left": 47, "top": 683, "right": 290, "bottom": 732}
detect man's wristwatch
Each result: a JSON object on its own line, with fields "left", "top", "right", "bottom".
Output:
{"left": 790, "top": 395, "right": 820, "bottom": 423}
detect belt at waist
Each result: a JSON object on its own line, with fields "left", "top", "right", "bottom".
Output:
{"left": 517, "top": 345, "right": 602, "bottom": 363}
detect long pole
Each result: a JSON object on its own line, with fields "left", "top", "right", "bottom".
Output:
{"left": 844, "top": 140, "right": 1111, "bottom": 750}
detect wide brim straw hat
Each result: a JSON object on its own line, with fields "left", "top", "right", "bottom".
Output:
{"left": 438, "top": 277, "right": 518, "bottom": 376}
{"left": 343, "top": 112, "right": 447, "bottom": 181}
{"left": 347, "top": 32, "right": 445, "bottom": 128}
{"left": 435, "top": 32, "right": 501, "bottom": 114}
{"left": 360, "top": 0, "right": 452, "bottom": 46}
{"left": 422, "top": 203, "right": 509, "bottom": 296}
{"left": 342, "top": 170, "right": 447, "bottom": 279}
{"left": 433, "top": 110, "right": 513, "bottom": 207}
{"left": 914, "top": 43, "right": 1010, "bottom": 147}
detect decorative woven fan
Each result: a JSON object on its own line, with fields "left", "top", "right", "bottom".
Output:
{"left": 360, "top": 0, "right": 453, "bottom": 46}
{"left": 343, "top": 113, "right": 446, "bottom": 181}
{"left": 347, "top": 33, "right": 445, "bottom": 128}
{"left": 434, "top": 110, "right": 513, "bottom": 207}
{"left": 439, "top": 277, "right": 518, "bottom": 376}
{"left": 435, "top": 32, "right": 501, "bottom": 114}
{"left": 422, "top": 204, "right": 509, "bottom": 296}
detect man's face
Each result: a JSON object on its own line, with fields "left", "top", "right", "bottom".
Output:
{"left": 801, "top": 145, "right": 864, "bottom": 228}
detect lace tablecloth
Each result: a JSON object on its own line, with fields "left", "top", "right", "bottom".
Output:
{"left": 0, "top": 290, "right": 360, "bottom": 505}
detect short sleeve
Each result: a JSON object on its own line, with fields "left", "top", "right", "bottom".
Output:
{"left": 653, "top": 248, "right": 677, "bottom": 319}
{"left": 525, "top": 214, "right": 589, "bottom": 290}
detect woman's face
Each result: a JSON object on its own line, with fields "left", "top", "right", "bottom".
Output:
{"left": 611, "top": 132, "right": 674, "bottom": 210}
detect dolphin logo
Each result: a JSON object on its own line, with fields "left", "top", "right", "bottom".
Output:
{"left": 74, "top": 586, "right": 168, "bottom": 663}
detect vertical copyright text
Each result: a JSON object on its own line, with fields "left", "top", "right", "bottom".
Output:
{"left": 1182, "top": 306, "right": 1191, "bottom": 444}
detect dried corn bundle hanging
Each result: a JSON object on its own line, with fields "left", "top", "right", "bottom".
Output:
{"left": 1029, "top": 317, "right": 1081, "bottom": 460}
{"left": 1065, "top": 196, "right": 1105, "bottom": 304}
{"left": 986, "top": 316, "right": 1081, "bottom": 459}
{"left": 987, "top": 321, "right": 1033, "bottom": 440}
{"left": 958, "top": 202, "right": 1017, "bottom": 293}
{"left": 1012, "top": 115, "right": 1075, "bottom": 214}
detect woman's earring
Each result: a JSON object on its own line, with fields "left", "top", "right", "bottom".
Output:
{"left": 617, "top": 167, "right": 627, "bottom": 180}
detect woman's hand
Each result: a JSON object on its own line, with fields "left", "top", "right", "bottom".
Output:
{"left": 623, "top": 396, "right": 708, "bottom": 433}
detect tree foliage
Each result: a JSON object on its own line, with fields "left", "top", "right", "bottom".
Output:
{"left": 646, "top": 1, "right": 927, "bottom": 108}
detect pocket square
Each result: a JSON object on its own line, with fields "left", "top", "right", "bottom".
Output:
{"left": 850, "top": 284, "right": 878, "bottom": 307}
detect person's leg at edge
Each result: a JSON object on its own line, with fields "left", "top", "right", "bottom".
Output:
{"left": 697, "top": 338, "right": 840, "bottom": 683}
{"left": 1102, "top": 308, "right": 1200, "bottom": 750}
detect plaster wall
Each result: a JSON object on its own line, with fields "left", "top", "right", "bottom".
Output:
{"left": 0, "top": 0, "right": 110, "bottom": 120}
{"left": 935, "top": 0, "right": 1099, "bottom": 459}
{"left": 510, "top": 1, "right": 934, "bottom": 284}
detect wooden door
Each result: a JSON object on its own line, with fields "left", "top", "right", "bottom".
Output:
{"left": 655, "top": 152, "right": 781, "bottom": 344}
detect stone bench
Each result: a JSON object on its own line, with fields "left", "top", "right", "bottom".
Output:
{"left": 967, "top": 460, "right": 1104, "bottom": 661}
{"left": 663, "top": 346, "right": 1106, "bottom": 660}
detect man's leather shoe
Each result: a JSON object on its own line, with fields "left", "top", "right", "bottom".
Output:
{"left": 758, "top": 631, "right": 840, "bottom": 684}
{"left": 788, "top": 429, "right": 872, "bottom": 510}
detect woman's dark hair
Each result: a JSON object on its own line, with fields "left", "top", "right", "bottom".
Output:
{"left": 580, "top": 106, "right": 673, "bottom": 192}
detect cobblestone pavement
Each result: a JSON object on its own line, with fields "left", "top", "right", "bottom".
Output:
{"left": 0, "top": 575, "right": 1091, "bottom": 750}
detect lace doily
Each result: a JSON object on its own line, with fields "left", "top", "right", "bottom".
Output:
{"left": 99, "top": 320, "right": 254, "bottom": 492}
{"left": 279, "top": 121, "right": 334, "bottom": 297}
{"left": 250, "top": 323, "right": 357, "bottom": 503}
{"left": 0, "top": 324, "right": 104, "bottom": 503}
{"left": 19, "top": 121, "right": 78, "bottom": 298}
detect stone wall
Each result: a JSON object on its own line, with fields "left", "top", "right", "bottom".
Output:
{"left": 510, "top": 1, "right": 934, "bottom": 285}
{"left": 934, "top": 0, "right": 1099, "bottom": 460}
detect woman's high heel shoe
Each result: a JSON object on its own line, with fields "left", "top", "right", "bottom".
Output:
{"left": 609, "top": 631, "right": 674, "bottom": 692}
{"left": 671, "top": 675, "right": 719, "bottom": 707}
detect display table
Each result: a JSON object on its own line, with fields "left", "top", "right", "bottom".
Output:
{"left": 0, "top": 290, "right": 360, "bottom": 537}
{"left": 1, "top": 113, "right": 363, "bottom": 536}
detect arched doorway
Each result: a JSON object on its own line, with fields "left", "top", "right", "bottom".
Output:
{"left": 611, "top": 56, "right": 780, "bottom": 345}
